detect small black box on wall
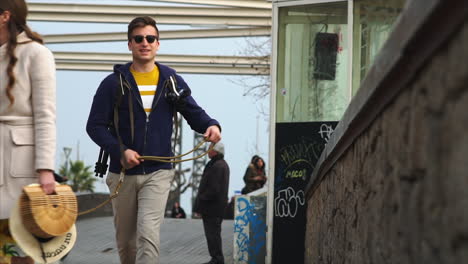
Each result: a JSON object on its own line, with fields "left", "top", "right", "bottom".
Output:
{"left": 313, "top": 32, "right": 339, "bottom": 81}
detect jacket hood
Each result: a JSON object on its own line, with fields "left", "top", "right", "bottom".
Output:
{"left": 113, "top": 62, "right": 131, "bottom": 74}
{"left": 113, "top": 62, "right": 176, "bottom": 78}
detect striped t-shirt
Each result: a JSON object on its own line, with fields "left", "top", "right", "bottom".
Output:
{"left": 130, "top": 66, "right": 160, "bottom": 116}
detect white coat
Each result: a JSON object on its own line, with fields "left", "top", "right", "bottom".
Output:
{"left": 0, "top": 32, "right": 56, "bottom": 219}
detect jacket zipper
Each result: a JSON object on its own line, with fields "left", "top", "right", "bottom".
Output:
{"left": 122, "top": 78, "right": 147, "bottom": 174}
{"left": 142, "top": 117, "right": 148, "bottom": 174}
{"left": 141, "top": 79, "right": 165, "bottom": 174}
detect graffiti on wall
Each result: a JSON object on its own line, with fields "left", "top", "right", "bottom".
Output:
{"left": 318, "top": 123, "right": 334, "bottom": 142}
{"left": 273, "top": 122, "right": 338, "bottom": 264}
{"left": 274, "top": 187, "right": 305, "bottom": 218}
{"left": 234, "top": 197, "right": 266, "bottom": 264}
{"left": 274, "top": 136, "right": 326, "bottom": 193}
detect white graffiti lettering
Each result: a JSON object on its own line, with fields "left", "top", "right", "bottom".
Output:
{"left": 318, "top": 124, "right": 334, "bottom": 142}
{"left": 274, "top": 187, "right": 305, "bottom": 218}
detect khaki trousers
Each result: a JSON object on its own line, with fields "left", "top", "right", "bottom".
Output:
{"left": 106, "top": 169, "right": 175, "bottom": 264}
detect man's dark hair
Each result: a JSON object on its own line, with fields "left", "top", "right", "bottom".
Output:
{"left": 127, "top": 16, "right": 160, "bottom": 41}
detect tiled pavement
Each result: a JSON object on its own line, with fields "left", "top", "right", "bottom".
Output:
{"left": 62, "top": 217, "right": 234, "bottom": 264}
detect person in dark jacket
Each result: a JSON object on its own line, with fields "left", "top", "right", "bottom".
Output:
{"left": 194, "top": 142, "right": 230, "bottom": 264}
{"left": 86, "top": 16, "right": 221, "bottom": 264}
{"left": 241, "top": 155, "right": 266, "bottom": 194}
{"left": 170, "top": 202, "right": 186, "bottom": 219}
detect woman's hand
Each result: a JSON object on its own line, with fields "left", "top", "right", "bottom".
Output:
{"left": 38, "top": 169, "right": 56, "bottom": 194}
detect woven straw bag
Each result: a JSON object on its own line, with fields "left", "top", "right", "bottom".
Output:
{"left": 19, "top": 184, "right": 77, "bottom": 238}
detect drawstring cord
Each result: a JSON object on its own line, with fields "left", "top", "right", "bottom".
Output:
{"left": 139, "top": 138, "right": 213, "bottom": 163}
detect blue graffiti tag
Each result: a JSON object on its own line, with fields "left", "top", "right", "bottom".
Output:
{"left": 233, "top": 197, "right": 266, "bottom": 264}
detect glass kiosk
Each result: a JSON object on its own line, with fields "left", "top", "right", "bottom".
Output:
{"left": 267, "top": 1, "right": 405, "bottom": 263}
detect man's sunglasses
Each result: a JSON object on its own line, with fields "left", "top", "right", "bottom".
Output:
{"left": 132, "top": 35, "right": 159, "bottom": 44}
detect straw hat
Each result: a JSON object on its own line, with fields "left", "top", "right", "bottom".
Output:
{"left": 9, "top": 184, "right": 77, "bottom": 264}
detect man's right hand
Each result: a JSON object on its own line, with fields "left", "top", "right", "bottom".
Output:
{"left": 121, "top": 149, "right": 141, "bottom": 169}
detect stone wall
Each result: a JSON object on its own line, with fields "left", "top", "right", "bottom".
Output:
{"left": 305, "top": 11, "right": 468, "bottom": 264}
{"left": 77, "top": 193, "right": 114, "bottom": 219}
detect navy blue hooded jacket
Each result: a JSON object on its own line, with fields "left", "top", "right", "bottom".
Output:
{"left": 86, "top": 62, "right": 220, "bottom": 175}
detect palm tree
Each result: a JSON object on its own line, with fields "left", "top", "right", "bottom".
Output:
{"left": 59, "top": 160, "right": 96, "bottom": 193}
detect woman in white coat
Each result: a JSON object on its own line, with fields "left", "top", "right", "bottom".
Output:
{"left": 0, "top": 0, "right": 56, "bottom": 263}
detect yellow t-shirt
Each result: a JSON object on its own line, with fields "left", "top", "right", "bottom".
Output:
{"left": 130, "top": 66, "right": 160, "bottom": 116}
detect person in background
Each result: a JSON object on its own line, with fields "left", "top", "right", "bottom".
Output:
{"left": 171, "top": 202, "right": 186, "bottom": 219}
{"left": 86, "top": 16, "right": 221, "bottom": 264}
{"left": 194, "top": 142, "right": 230, "bottom": 264}
{"left": 241, "top": 155, "right": 267, "bottom": 194}
{"left": 223, "top": 196, "right": 235, "bottom": 220}
{"left": 0, "top": 1, "right": 57, "bottom": 263}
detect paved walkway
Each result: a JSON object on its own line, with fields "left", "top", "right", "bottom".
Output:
{"left": 62, "top": 217, "right": 234, "bottom": 264}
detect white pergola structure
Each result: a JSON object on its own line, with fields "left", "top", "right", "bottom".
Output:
{"left": 27, "top": 0, "right": 272, "bottom": 75}
{"left": 27, "top": 0, "right": 272, "bottom": 230}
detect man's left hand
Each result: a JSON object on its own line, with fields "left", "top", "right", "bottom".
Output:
{"left": 204, "top": 125, "right": 221, "bottom": 143}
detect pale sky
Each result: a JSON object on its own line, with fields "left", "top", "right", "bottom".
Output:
{"left": 28, "top": 0, "right": 271, "bottom": 214}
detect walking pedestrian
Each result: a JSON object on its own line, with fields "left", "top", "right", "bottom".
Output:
{"left": 86, "top": 16, "right": 221, "bottom": 264}
{"left": 0, "top": 1, "right": 57, "bottom": 263}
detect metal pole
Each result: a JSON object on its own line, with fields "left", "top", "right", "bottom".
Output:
{"left": 266, "top": 3, "right": 279, "bottom": 263}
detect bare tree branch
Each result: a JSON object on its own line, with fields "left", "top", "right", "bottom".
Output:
{"left": 230, "top": 37, "right": 272, "bottom": 101}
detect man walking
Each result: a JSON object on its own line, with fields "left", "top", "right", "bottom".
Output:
{"left": 194, "top": 142, "right": 230, "bottom": 264}
{"left": 86, "top": 16, "right": 221, "bottom": 264}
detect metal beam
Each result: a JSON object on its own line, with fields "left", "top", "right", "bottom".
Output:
{"left": 55, "top": 61, "right": 269, "bottom": 75}
{"left": 132, "top": 0, "right": 272, "bottom": 9}
{"left": 29, "top": 1, "right": 272, "bottom": 75}
{"left": 43, "top": 27, "right": 271, "bottom": 44}
{"left": 28, "top": 2, "right": 272, "bottom": 18}
{"left": 28, "top": 13, "right": 271, "bottom": 26}
{"left": 53, "top": 52, "right": 270, "bottom": 66}
{"left": 28, "top": 3, "right": 271, "bottom": 25}
{"left": 281, "top": 15, "right": 347, "bottom": 25}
